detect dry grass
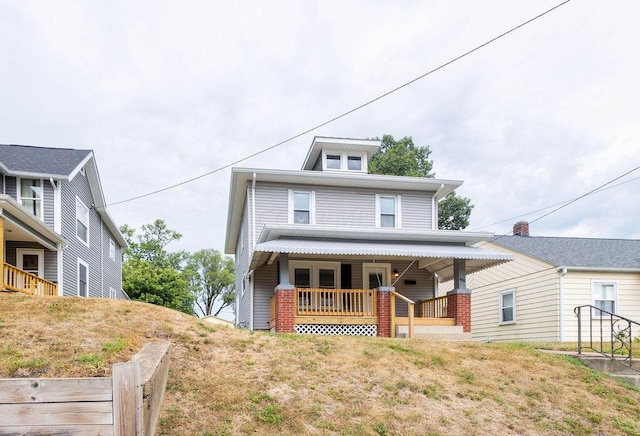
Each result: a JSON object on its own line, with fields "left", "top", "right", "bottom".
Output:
{"left": 1, "top": 293, "right": 639, "bottom": 435}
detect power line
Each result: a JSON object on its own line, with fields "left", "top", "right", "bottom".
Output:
{"left": 476, "top": 166, "right": 640, "bottom": 248}
{"left": 108, "top": 0, "right": 573, "bottom": 207}
{"left": 472, "top": 174, "right": 640, "bottom": 231}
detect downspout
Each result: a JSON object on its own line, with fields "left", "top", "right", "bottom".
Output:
{"left": 559, "top": 268, "right": 567, "bottom": 341}
{"left": 49, "top": 178, "right": 63, "bottom": 296}
{"left": 100, "top": 219, "right": 104, "bottom": 298}
{"left": 250, "top": 173, "right": 256, "bottom": 330}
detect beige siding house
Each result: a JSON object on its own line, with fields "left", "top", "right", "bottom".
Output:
{"left": 460, "top": 222, "right": 640, "bottom": 342}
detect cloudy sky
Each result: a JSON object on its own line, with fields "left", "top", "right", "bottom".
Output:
{"left": 2, "top": 0, "right": 639, "bottom": 256}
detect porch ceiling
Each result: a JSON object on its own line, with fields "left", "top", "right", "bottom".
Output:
{"left": 251, "top": 239, "right": 513, "bottom": 281}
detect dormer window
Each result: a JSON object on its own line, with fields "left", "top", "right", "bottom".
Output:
{"left": 322, "top": 151, "right": 367, "bottom": 172}
{"left": 347, "top": 156, "right": 362, "bottom": 171}
{"left": 326, "top": 154, "right": 341, "bottom": 169}
{"left": 19, "top": 178, "right": 43, "bottom": 220}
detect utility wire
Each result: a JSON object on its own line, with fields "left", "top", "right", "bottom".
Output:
{"left": 471, "top": 174, "right": 640, "bottom": 231}
{"left": 108, "top": 0, "right": 573, "bottom": 207}
{"left": 476, "top": 166, "right": 640, "bottom": 248}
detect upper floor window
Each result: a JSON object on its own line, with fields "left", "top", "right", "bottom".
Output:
{"left": 76, "top": 197, "right": 90, "bottom": 245}
{"left": 326, "top": 154, "right": 341, "bottom": 169}
{"left": 347, "top": 155, "right": 362, "bottom": 171}
{"left": 322, "top": 151, "right": 367, "bottom": 172}
{"left": 499, "top": 289, "right": 516, "bottom": 324}
{"left": 288, "top": 190, "right": 315, "bottom": 224}
{"left": 19, "top": 178, "right": 43, "bottom": 220}
{"left": 109, "top": 239, "right": 116, "bottom": 261}
{"left": 592, "top": 281, "right": 617, "bottom": 317}
{"left": 376, "top": 194, "right": 401, "bottom": 228}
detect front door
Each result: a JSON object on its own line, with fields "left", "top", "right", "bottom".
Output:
{"left": 16, "top": 249, "right": 44, "bottom": 277}
{"left": 362, "top": 263, "right": 391, "bottom": 290}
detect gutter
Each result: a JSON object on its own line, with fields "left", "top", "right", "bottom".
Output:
{"left": 558, "top": 268, "right": 567, "bottom": 341}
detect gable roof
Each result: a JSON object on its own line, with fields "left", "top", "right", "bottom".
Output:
{"left": 491, "top": 235, "right": 640, "bottom": 270}
{"left": 0, "top": 143, "right": 127, "bottom": 248}
{"left": 0, "top": 144, "right": 91, "bottom": 179}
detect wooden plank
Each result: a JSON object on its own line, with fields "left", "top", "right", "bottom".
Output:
{"left": 0, "top": 402, "right": 113, "bottom": 426}
{"left": 0, "top": 378, "right": 113, "bottom": 403}
{"left": 0, "top": 425, "right": 113, "bottom": 435}
{"left": 294, "top": 316, "right": 378, "bottom": 325}
{"left": 395, "top": 317, "right": 456, "bottom": 326}
{"left": 112, "top": 361, "right": 142, "bottom": 436}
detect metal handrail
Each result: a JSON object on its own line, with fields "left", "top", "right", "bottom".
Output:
{"left": 574, "top": 305, "right": 639, "bottom": 373}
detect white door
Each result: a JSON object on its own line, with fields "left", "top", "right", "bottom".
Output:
{"left": 16, "top": 249, "right": 44, "bottom": 277}
{"left": 362, "top": 263, "right": 390, "bottom": 290}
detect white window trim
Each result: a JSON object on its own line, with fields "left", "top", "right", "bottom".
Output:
{"left": 499, "top": 288, "right": 516, "bottom": 325}
{"left": 16, "top": 248, "right": 45, "bottom": 277}
{"left": 375, "top": 194, "right": 402, "bottom": 228}
{"left": 76, "top": 196, "right": 90, "bottom": 247}
{"left": 289, "top": 260, "right": 341, "bottom": 289}
{"left": 591, "top": 280, "right": 618, "bottom": 317}
{"left": 288, "top": 189, "right": 316, "bottom": 225}
{"left": 109, "top": 239, "right": 116, "bottom": 262}
{"left": 17, "top": 177, "right": 44, "bottom": 221}
{"left": 77, "top": 258, "right": 89, "bottom": 298}
{"left": 109, "top": 287, "right": 117, "bottom": 299}
{"left": 362, "top": 263, "right": 391, "bottom": 290}
{"left": 321, "top": 151, "right": 368, "bottom": 172}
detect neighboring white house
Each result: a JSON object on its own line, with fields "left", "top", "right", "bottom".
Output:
{"left": 454, "top": 221, "right": 640, "bottom": 342}
{"left": 224, "top": 136, "right": 512, "bottom": 337}
{"left": 0, "top": 144, "right": 127, "bottom": 299}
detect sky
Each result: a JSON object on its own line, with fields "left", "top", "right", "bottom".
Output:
{"left": 2, "top": 0, "right": 639, "bottom": 259}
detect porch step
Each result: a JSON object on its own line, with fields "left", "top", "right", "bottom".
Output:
{"left": 540, "top": 351, "right": 640, "bottom": 388}
{"left": 395, "top": 325, "right": 472, "bottom": 341}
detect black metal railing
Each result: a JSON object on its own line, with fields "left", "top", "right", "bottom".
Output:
{"left": 574, "top": 305, "right": 639, "bottom": 373}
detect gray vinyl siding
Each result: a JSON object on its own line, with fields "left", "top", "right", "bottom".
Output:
{"left": 5, "top": 176, "right": 16, "bottom": 198}
{"left": 43, "top": 180, "right": 54, "bottom": 228}
{"left": 0, "top": 172, "right": 4, "bottom": 193}
{"left": 390, "top": 261, "right": 435, "bottom": 317}
{"left": 401, "top": 192, "right": 433, "bottom": 230}
{"left": 315, "top": 186, "right": 375, "bottom": 227}
{"left": 254, "top": 183, "right": 288, "bottom": 244}
{"left": 253, "top": 182, "right": 436, "bottom": 240}
{"left": 60, "top": 171, "right": 123, "bottom": 298}
{"left": 253, "top": 262, "right": 278, "bottom": 330}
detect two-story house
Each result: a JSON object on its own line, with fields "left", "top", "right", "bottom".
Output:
{"left": 0, "top": 144, "right": 127, "bottom": 298}
{"left": 225, "top": 136, "right": 512, "bottom": 337}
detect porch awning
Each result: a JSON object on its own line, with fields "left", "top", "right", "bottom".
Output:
{"left": 252, "top": 239, "right": 513, "bottom": 281}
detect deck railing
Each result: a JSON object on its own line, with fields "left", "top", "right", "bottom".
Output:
{"left": 416, "top": 295, "right": 448, "bottom": 318}
{"left": 3, "top": 262, "right": 58, "bottom": 296}
{"left": 296, "top": 288, "right": 377, "bottom": 317}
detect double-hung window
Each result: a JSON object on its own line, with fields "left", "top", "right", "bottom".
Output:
{"left": 289, "top": 190, "right": 315, "bottom": 224}
{"left": 499, "top": 289, "right": 516, "bottom": 324}
{"left": 78, "top": 258, "right": 89, "bottom": 297}
{"left": 326, "top": 154, "right": 341, "bottom": 169}
{"left": 76, "top": 197, "right": 89, "bottom": 245}
{"left": 376, "top": 194, "right": 401, "bottom": 228}
{"left": 592, "top": 281, "right": 617, "bottom": 317}
{"left": 19, "top": 178, "right": 43, "bottom": 220}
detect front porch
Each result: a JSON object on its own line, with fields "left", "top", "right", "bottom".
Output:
{"left": 269, "top": 287, "right": 465, "bottom": 338}
{"left": 0, "top": 198, "right": 62, "bottom": 297}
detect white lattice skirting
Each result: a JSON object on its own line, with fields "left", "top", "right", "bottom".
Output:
{"left": 294, "top": 324, "right": 377, "bottom": 337}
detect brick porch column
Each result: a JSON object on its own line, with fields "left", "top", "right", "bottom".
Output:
{"left": 274, "top": 285, "right": 295, "bottom": 333}
{"left": 447, "top": 259, "right": 471, "bottom": 333}
{"left": 447, "top": 291, "right": 471, "bottom": 333}
{"left": 377, "top": 287, "right": 394, "bottom": 337}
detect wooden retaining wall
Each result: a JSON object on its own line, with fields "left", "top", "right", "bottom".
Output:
{"left": 0, "top": 341, "right": 171, "bottom": 435}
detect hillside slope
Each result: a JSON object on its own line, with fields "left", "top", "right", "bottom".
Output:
{"left": 1, "top": 293, "right": 639, "bottom": 435}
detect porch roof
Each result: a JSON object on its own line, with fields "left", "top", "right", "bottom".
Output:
{"left": 252, "top": 239, "right": 513, "bottom": 281}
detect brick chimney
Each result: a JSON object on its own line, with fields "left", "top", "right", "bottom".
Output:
{"left": 513, "top": 221, "right": 529, "bottom": 236}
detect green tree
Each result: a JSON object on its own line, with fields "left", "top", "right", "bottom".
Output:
{"left": 186, "top": 249, "right": 235, "bottom": 317}
{"left": 120, "top": 220, "right": 194, "bottom": 314}
{"left": 369, "top": 134, "right": 473, "bottom": 230}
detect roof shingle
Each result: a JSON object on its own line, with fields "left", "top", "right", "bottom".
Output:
{"left": 0, "top": 144, "right": 91, "bottom": 177}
